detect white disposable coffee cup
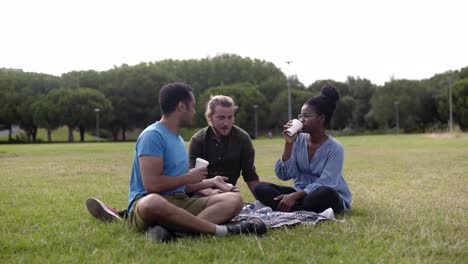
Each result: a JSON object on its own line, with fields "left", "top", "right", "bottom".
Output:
{"left": 286, "top": 119, "right": 303, "bottom": 136}
{"left": 195, "top": 158, "right": 209, "bottom": 168}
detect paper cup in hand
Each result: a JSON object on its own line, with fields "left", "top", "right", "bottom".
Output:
{"left": 286, "top": 119, "right": 303, "bottom": 136}
{"left": 195, "top": 158, "right": 209, "bottom": 168}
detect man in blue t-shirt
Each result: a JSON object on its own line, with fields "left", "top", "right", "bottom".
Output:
{"left": 122, "top": 82, "right": 266, "bottom": 241}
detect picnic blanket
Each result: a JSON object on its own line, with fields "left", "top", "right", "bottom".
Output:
{"left": 231, "top": 202, "right": 344, "bottom": 228}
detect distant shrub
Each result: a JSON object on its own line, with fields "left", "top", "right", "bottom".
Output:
{"left": 180, "top": 127, "right": 202, "bottom": 141}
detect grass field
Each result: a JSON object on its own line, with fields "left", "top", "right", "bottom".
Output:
{"left": 0, "top": 126, "right": 101, "bottom": 143}
{"left": 0, "top": 134, "right": 467, "bottom": 263}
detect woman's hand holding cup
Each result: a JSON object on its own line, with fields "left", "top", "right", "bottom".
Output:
{"left": 283, "top": 119, "right": 303, "bottom": 144}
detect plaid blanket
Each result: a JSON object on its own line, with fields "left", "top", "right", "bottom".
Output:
{"left": 172, "top": 207, "right": 344, "bottom": 238}
{"left": 231, "top": 207, "right": 344, "bottom": 228}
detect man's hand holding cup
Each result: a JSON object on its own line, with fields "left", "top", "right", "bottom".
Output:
{"left": 187, "top": 167, "right": 207, "bottom": 184}
{"left": 188, "top": 158, "right": 209, "bottom": 184}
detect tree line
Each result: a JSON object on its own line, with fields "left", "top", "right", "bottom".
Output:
{"left": 1, "top": 54, "right": 467, "bottom": 143}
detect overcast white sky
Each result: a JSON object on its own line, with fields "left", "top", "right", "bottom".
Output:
{"left": 1, "top": 0, "right": 467, "bottom": 86}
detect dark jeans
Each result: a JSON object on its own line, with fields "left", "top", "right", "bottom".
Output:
{"left": 254, "top": 182, "right": 344, "bottom": 214}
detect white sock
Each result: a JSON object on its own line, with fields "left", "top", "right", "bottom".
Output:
{"left": 215, "top": 225, "right": 228, "bottom": 236}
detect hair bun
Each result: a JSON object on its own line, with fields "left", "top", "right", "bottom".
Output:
{"left": 320, "top": 84, "right": 340, "bottom": 103}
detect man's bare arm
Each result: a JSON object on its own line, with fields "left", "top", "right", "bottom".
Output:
{"left": 139, "top": 156, "right": 207, "bottom": 193}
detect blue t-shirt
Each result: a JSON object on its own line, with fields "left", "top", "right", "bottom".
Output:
{"left": 275, "top": 134, "right": 352, "bottom": 211}
{"left": 127, "top": 121, "right": 188, "bottom": 213}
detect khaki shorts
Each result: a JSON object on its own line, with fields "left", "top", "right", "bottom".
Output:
{"left": 128, "top": 193, "right": 210, "bottom": 232}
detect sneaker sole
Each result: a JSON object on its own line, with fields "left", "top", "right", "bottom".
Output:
{"left": 86, "top": 197, "right": 122, "bottom": 222}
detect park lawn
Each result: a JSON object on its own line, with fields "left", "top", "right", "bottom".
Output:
{"left": 0, "top": 134, "right": 467, "bottom": 263}
{"left": 0, "top": 126, "right": 101, "bottom": 143}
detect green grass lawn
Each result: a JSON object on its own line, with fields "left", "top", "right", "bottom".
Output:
{"left": 0, "top": 126, "right": 101, "bottom": 143}
{"left": 0, "top": 134, "right": 467, "bottom": 263}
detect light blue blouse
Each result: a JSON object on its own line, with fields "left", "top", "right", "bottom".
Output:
{"left": 275, "top": 134, "right": 352, "bottom": 211}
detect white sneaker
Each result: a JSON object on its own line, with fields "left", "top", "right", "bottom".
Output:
{"left": 318, "top": 208, "right": 336, "bottom": 219}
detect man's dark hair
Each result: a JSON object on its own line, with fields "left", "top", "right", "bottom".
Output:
{"left": 159, "top": 82, "right": 194, "bottom": 115}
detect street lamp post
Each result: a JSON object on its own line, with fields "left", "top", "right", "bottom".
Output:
{"left": 253, "top": 104, "right": 259, "bottom": 139}
{"left": 286, "top": 61, "right": 292, "bottom": 121}
{"left": 448, "top": 76, "right": 453, "bottom": 133}
{"left": 394, "top": 101, "right": 399, "bottom": 132}
{"left": 94, "top": 108, "right": 100, "bottom": 141}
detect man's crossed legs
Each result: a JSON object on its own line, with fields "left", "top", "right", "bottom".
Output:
{"left": 86, "top": 192, "right": 266, "bottom": 242}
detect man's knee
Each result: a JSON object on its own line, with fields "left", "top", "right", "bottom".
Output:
{"left": 229, "top": 192, "right": 243, "bottom": 208}
{"left": 138, "top": 193, "right": 171, "bottom": 219}
{"left": 222, "top": 192, "right": 243, "bottom": 206}
{"left": 212, "top": 192, "right": 243, "bottom": 212}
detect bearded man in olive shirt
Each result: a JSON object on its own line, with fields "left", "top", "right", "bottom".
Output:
{"left": 188, "top": 95, "right": 260, "bottom": 197}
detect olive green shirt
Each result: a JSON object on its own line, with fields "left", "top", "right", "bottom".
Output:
{"left": 188, "top": 125, "right": 259, "bottom": 185}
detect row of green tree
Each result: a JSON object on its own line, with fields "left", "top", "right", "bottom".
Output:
{"left": 1, "top": 54, "right": 467, "bottom": 142}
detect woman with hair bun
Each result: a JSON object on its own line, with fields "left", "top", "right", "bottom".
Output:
{"left": 254, "top": 84, "right": 352, "bottom": 214}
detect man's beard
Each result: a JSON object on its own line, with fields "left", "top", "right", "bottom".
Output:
{"left": 213, "top": 125, "right": 231, "bottom": 137}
